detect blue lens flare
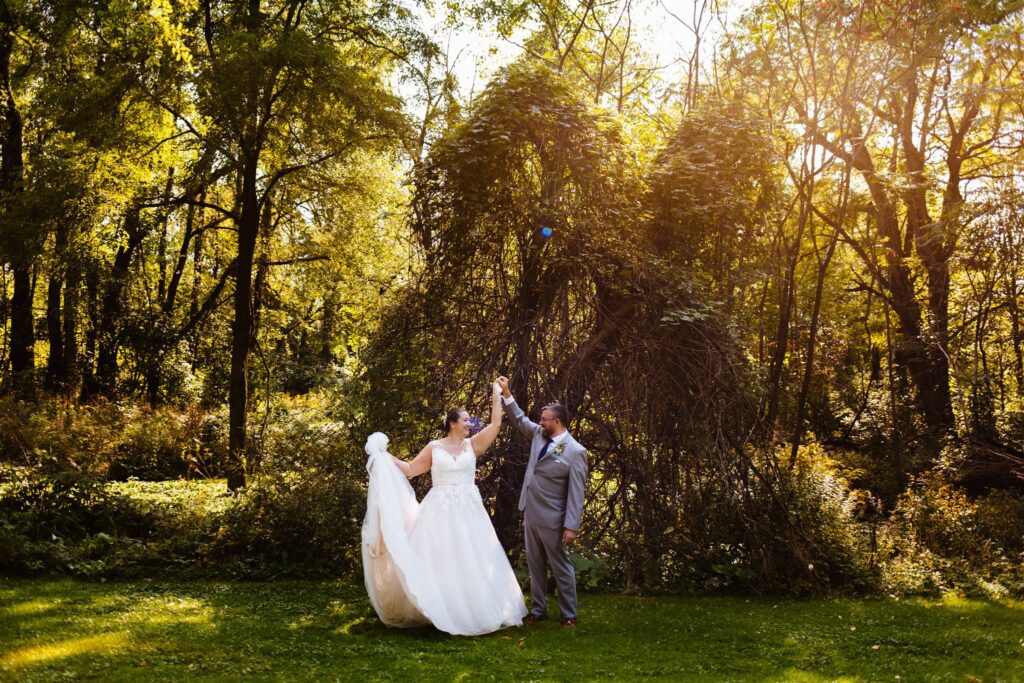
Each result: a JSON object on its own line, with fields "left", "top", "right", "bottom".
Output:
{"left": 540, "top": 227, "right": 553, "bottom": 237}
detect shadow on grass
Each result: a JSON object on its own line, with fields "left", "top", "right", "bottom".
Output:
{"left": 1, "top": 579, "right": 1022, "bottom": 681}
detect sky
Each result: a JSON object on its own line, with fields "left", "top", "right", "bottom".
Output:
{"left": 410, "top": 0, "right": 754, "bottom": 104}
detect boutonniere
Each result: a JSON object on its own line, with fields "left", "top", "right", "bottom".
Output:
{"left": 551, "top": 442, "right": 566, "bottom": 457}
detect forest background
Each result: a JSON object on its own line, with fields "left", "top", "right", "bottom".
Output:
{"left": 2, "top": 0, "right": 1024, "bottom": 597}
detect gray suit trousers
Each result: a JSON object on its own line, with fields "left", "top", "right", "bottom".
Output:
{"left": 524, "top": 521, "right": 577, "bottom": 619}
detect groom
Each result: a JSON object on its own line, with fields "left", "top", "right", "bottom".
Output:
{"left": 496, "top": 376, "right": 588, "bottom": 628}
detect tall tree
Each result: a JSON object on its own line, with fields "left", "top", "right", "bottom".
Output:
{"left": 165, "top": 0, "right": 408, "bottom": 488}
{"left": 0, "top": 1, "right": 33, "bottom": 394}
{"left": 731, "top": 0, "right": 1024, "bottom": 443}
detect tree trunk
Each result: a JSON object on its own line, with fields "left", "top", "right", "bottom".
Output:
{"left": 164, "top": 203, "right": 195, "bottom": 318}
{"left": 1008, "top": 273, "right": 1024, "bottom": 396}
{"left": 45, "top": 223, "right": 71, "bottom": 391}
{"left": 790, "top": 223, "right": 840, "bottom": 467}
{"left": 145, "top": 172, "right": 180, "bottom": 406}
{"left": 809, "top": 95, "right": 956, "bottom": 442}
{"left": 156, "top": 170, "right": 173, "bottom": 304}
{"left": 764, "top": 274, "right": 793, "bottom": 432}
{"left": 319, "top": 297, "right": 335, "bottom": 365}
{"left": 189, "top": 201, "right": 205, "bottom": 369}
{"left": 81, "top": 269, "right": 100, "bottom": 397}
{"left": 95, "top": 207, "right": 145, "bottom": 396}
{"left": 9, "top": 266, "right": 33, "bottom": 391}
{"left": 1, "top": 20, "right": 32, "bottom": 394}
{"left": 227, "top": 155, "right": 260, "bottom": 491}
{"left": 62, "top": 255, "right": 80, "bottom": 392}
{"left": 44, "top": 268, "right": 63, "bottom": 392}
{"left": 763, "top": 150, "right": 820, "bottom": 435}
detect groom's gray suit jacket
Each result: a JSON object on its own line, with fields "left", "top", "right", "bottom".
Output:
{"left": 504, "top": 399, "right": 588, "bottom": 531}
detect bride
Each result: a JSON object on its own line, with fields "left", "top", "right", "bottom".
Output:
{"left": 361, "top": 382, "right": 527, "bottom": 636}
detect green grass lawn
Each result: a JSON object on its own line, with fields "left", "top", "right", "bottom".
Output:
{"left": 1, "top": 579, "right": 1022, "bottom": 682}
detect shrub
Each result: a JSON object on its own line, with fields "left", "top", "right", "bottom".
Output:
{"left": 107, "top": 410, "right": 191, "bottom": 480}
{"left": 0, "top": 465, "right": 148, "bottom": 575}
{"left": 879, "top": 469, "right": 1024, "bottom": 596}
{"left": 0, "top": 397, "right": 229, "bottom": 481}
{"left": 0, "top": 393, "right": 363, "bottom": 581}
{"left": 204, "top": 394, "right": 365, "bottom": 577}
{"left": 570, "top": 550, "right": 613, "bottom": 590}
{"left": 746, "top": 442, "right": 876, "bottom": 593}
{"left": 0, "top": 397, "right": 122, "bottom": 473}
{"left": 975, "top": 489, "right": 1024, "bottom": 554}
{"left": 587, "top": 440, "right": 878, "bottom": 595}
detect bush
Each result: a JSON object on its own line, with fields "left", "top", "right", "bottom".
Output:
{"left": 204, "top": 393, "right": 365, "bottom": 577}
{"left": 0, "top": 462, "right": 241, "bottom": 577}
{"left": 0, "top": 397, "right": 229, "bottom": 481}
{"left": 570, "top": 550, "right": 613, "bottom": 590}
{"left": 4, "top": 391, "right": 1021, "bottom": 595}
{"left": 0, "top": 397, "right": 122, "bottom": 473}
{"left": 585, "top": 440, "right": 878, "bottom": 595}
{"left": 879, "top": 469, "right": 1024, "bottom": 596}
{"left": 0, "top": 465, "right": 147, "bottom": 575}
{"left": 975, "top": 489, "right": 1024, "bottom": 554}
{"left": 107, "top": 407, "right": 229, "bottom": 481}
{"left": 0, "top": 393, "right": 365, "bottom": 581}
{"left": 743, "top": 442, "right": 876, "bottom": 593}
{"left": 107, "top": 410, "right": 192, "bottom": 480}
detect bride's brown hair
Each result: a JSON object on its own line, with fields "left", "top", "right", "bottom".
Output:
{"left": 442, "top": 407, "right": 468, "bottom": 435}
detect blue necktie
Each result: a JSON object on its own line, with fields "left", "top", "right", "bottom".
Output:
{"left": 538, "top": 439, "right": 552, "bottom": 461}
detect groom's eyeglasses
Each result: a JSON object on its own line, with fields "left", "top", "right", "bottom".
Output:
{"left": 539, "top": 418, "right": 559, "bottom": 424}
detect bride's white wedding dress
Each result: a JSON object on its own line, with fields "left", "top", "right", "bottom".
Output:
{"left": 362, "top": 435, "right": 527, "bottom": 636}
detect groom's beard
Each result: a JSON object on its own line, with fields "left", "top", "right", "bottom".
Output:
{"left": 541, "top": 425, "right": 555, "bottom": 439}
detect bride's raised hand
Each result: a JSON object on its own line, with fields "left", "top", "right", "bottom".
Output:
{"left": 472, "top": 381, "right": 505, "bottom": 456}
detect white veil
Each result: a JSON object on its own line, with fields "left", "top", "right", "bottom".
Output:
{"left": 361, "top": 432, "right": 456, "bottom": 631}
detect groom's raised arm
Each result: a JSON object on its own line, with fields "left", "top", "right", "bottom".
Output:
{"left": 497, "top": 376, "right": 539, "bottom": 440}
{"left": 503, "top": 396, "right": 540, "bottom": 440}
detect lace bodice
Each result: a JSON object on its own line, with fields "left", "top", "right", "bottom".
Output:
{"left": 430, "top": 439, "right": 476, "bottom": 488}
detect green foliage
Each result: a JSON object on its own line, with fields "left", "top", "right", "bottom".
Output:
{"left": 108, "top": 409, "right": 218, "bottom": 481}
{"left": 880, "top": 470, "right": 1024, "bottom": 596}
{"left": 3, "top": 402, "right": 1024, "bottom": 596}
{"left": 0, "top": 465, "right": 139, "bottom": 576}
{"left": 0, "top": 398, "right": 115, "bottom": 472}
{"left": 0, "top": 394, "right": 367, "bottom": 580}
{"left": 0, "top": 397, "right": 227, "bottom": 480}
{"left": 367, "top": 57, "right": 650, "bottom": 469}
{"left": 0, "top": 464, "right": 231, "bottom": 578}
{"left": 646, "top": 96, "right": 780, "bottom": 295}
{"left": 209, "top": 470, "right": 362, "bottom": 578}
{"left": 773, "top": 444, "right": 876, "bottom": 591}
{"left": 569, "top": 549, "right": 612, "bottom": 590}
{"left": 614, "top": 441, "right": 877, "bottom": 595}
{"left": 1, "top": 0, "right": 1024, "bottom": 604}
{"left": 207, "top": 395, "right": 366, "bottom": 577}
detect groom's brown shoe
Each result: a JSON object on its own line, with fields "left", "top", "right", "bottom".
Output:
{"left": 523, "top": 614, "right": 546, "bottom": 625}
{"left": 561, "top": 618, "right": 577, "bottom": 628}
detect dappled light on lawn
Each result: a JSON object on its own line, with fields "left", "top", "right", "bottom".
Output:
{"left": 776, "top": 672, "right": 862, "bottom": 683}
{"left": 132, "top": 595, "right": 215, "bottom": 628}
{"left": 2, "top": 597, "right": 66, "bottom": 617}
{"left": 3, "top": 633, "right": 131, "bottom": 668}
